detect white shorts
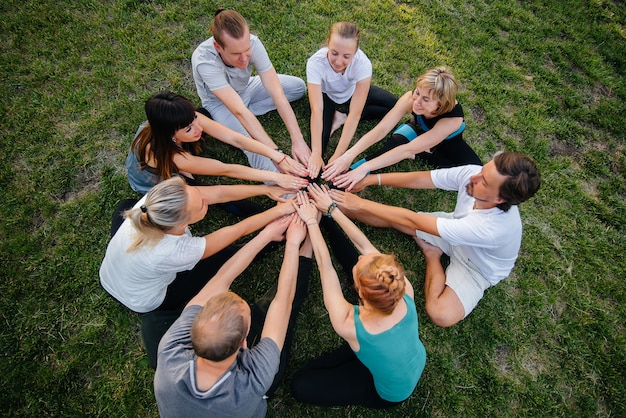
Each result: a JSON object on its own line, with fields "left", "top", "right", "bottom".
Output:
{"left": 415, "top": 213, "right": 491, "bottom": 318}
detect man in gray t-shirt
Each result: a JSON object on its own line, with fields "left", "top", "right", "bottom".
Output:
{"left": 154, "top": 215, "right": 311, "bottom": 417}
{"left": 192, "top": 9, "right": 311, "bottom": 172}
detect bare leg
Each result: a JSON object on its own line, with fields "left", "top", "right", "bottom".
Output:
{"left": 415, "top": 237, "right": 465, "bottom": 327}
{"left": 330, "top": 111, "right": 347, "bottom": 136}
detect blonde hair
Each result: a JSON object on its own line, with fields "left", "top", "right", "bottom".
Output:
{"left": 354, "top": 254, "right": 406, "bottom": 315}
{"left": 416, "top": 66, "right": 458, "bottom": 115}
{"left": 327, "top": 21, "right": 361, "bottom": 48}
{"left": 191, "top": 292, "right": 250, "bottom": 361}
{"left": 124, "top": 176, "right": 189, "bottom": 251}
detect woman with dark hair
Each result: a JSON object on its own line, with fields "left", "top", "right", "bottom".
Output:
{"left": 126, "top": 91, "right": 309, "bottom": 194}
{"left": 290, "top": 186, "right": 426, "bottom": 408}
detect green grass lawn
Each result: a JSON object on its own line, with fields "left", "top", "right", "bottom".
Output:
{"left": 1, "top": 0, "right": 624, "bottom": 416}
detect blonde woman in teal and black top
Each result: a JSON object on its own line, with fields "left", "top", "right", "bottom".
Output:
{"left": 290, "top": 185, "right": 426, "bottom": 408}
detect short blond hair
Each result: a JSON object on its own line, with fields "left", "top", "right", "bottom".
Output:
{"left": 191, "top": 292, "right": 250, "bottom": 361}
{"left": 416, "top": 66, "right": 458, "bottom": 115}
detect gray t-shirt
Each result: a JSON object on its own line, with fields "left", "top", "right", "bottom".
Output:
{"left": 192, "top": 34, "right": 272, "bottom": 109}
{"left": 154, "top": 305, "right": 280, "bottom": 418}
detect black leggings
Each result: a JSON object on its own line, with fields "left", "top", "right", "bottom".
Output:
{"left": 364, "top": 121, "right": 482, "bottom": 169}
{"left": 291, "top": 342, "right": 402, "bottom": 409}
{"left": 320, "top": 85, "right": 398, "bottom": 154}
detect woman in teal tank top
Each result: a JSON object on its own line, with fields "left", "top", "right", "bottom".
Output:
{"left": 290, "top": 185, "right": 426, "bottom": 408}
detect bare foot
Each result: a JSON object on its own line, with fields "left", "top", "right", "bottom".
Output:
{"left": 414, "top": 236, "right": 443, "bottom": 259}
{"left": 330, "top": 111, "right": 347, "bottom": 136}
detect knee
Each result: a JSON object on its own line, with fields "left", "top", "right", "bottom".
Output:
{"left": 386, "top": 133, "right": 411, "bottom": 148}
{"left": 290, "top": 371, "right": 309, "bottom": 402}
{"left": 283, "top": 76, "right": 306, "bottom": 100}
{"left": 425, "top": 301, "right": 463, "bottom": 327}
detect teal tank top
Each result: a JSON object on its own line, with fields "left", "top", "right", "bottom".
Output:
{"left": 353, "top": 293, "right": 426, "bottom": 402}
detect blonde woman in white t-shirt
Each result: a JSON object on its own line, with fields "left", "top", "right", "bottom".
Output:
{"left": 99, "top": 176, "right": 295, "bottom": 314}
{"left": 306, "top": 22, "right": 398, "bottom": 179}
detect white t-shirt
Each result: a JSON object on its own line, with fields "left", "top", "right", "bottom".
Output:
{"left": 192, "top": 35, "right": 273, "bottom": 108}
{"left": 99, "top": 196, "right": 206, "bottom": 313}
{"left": 431, "top": 165, "right": 523, "bottom": 285}
{"left": 306, "top": 47, "right": 372, "bottom": 104}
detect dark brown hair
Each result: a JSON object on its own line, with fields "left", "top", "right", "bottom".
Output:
{"left": 493, "top": 151, "right": 541, "bottom": 212}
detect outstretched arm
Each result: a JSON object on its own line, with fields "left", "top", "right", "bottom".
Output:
{"left": 173, "top": 152, "right": 308, "bottom": 191}
{"left": 187, "top": 216, "right": 292, "bottom": 308}
{"left": 321, "top": 91, "right": 413, "bottom": 180}
{"left": 195, "top": 108, "right": 308, "bottom": 177}
{"left": 307, "top": 82, "right": 325, "bottom": 179}
{"left": 201, "top": 198, "right": 296, "bottom": 259}
{"left": 347, "top": 170, "right": 437, "bottom": 193}
{"left": 306, "top": 183, "right": 377, "bottom": 255}
{"left": 328, "top": 189, "right": 439, "bottom": 237}
{"left": 197, "top": 184, "right": 289, "bottom": 204}
{"left": 259, "top": 67, "right": 311, "bottom": 165}
{"left": 195, "top": 110, "right": 308, "bottom": 177}
{"left": 332, "top": 116, "right": 463, "bottom": 191}
{"left": 292, "top": 193, "right": 356, "bottom": 343}
{"left": 328, "top": 78, "right": 371, "bottom": 164}
{"left": 261, "top": 215, "right": 307, "bottom": 350}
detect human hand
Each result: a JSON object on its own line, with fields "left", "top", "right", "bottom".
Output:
{"left": 264, "top": 185, "right": 292, "bottom": 202}
{"left": 321, "top": 152, "right": 352, "bottom": 181}
{"left": 291, "top": 191, "right": 320, "bottom": 226}
{"left": 291, "top": 138, "right": 312, "bottom": 166}
{"left": 286, "top": 213, "right": 307, "bottom": 245}
{"left": 306, "top": 152, "right": 325, "bottom": 180}
{"left": 347, "top": 176, "right": 370, "bottom": 193}
{"left": 276, "top": 154, "right": 309, "bottom": 178}
{"left": 331, "top": 166, "right": 368, "bottom": 192}
{"left": 275, "top": 196, "right": 297, "bottom": 216}
{"left": 258, "top": 214, "right": 292, "bottom": 243}
{"left": 328, "top": 189, "right": 365, "bottom": 212}
{"left": 273, "top": 173, "right": 309, "bottom": 191}
{"left": 306, "top": 183, "right": 334, "bottom": 213}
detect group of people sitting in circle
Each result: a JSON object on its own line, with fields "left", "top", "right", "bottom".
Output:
{"left": 99, "top": 8, "right": 542, "bottom": 417}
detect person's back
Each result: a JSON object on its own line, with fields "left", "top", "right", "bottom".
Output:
{"left": 154, "top": 216, "right": 308, "bottom": 417}
{"left": 353, "top": 293, "right": 425, "bottom": 402}
{"left": 154, "top": 305, "right": 280, "bottom": 418}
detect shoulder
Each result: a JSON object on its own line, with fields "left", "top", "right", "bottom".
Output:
{"left": 431, "top": 164, "right": 481, "bottom": 188}
{"left": 354, "top": 49, "right": 371, "bottom": 65}
{"left": 307, "top": 47, "right": 328, "bottom": 64}
{"left": 438, "top": 102, "right": 464, "bottom": 118}
{"left": 236, "top": 339, "right": 281, "bottom": 387}
{"left": 249, "top": 338, "right": 280, "bottom": 360}
{"left": 192, "top": 37, "right": 218, "bottom": 60}
{"left": 159, "top": 306, "right": 201, "bottom": 354}
{"left": 350, "top": 49, "right": 372, "bottom": 73}
{"left": 250, "top": 34, "right": 268, "bottom": 55}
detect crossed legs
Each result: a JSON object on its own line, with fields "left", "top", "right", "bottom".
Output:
{"left": 340, "top": 207, "right": 465, "bottom": 327}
